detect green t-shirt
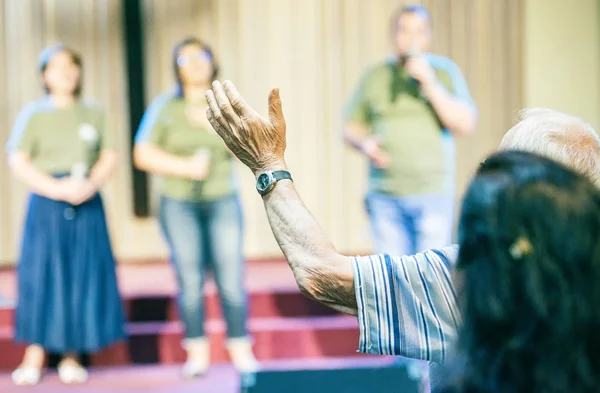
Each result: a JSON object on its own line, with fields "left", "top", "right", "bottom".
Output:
{"left": 135, "top": 92, "right": 235, "bottom": 202}
{"left": 344, "top": 54, "right": 475, "bottom": 196}
{"left": 6, "top": 98, "right": 115, "bottom": 175}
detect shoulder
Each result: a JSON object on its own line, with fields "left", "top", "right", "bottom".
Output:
{"left": 78, "top": 99, "right": 106, "bottom": 121}
{"left": 361, "top": 59, "right": 396, "bottom": 81}
{"left": 388, "top": 244, "right": 458, "bottom": 275}
{"left": 148, "top": 91, "right": 178, "bottom": 112}
{"left": 80, "top": 98, "right": 103, "bottom": 111}
{"left": 425, "top": 53, "right": 459, "bottom": 70}
{"left": 12, "top": 99, "right": 56, "bottom": 132}
{"left": 425, "top": 53, "right": 464, "bottom": 78}
{"left": 427, "top": 244, "right": 460, "bottom": 271}
{"left": 16, "top": 98, "right": 53, "bottom": 119}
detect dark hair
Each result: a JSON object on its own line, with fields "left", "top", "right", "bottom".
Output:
{"left": 449, "top": 151, "right": 600, "bottom": 393}
{"left": 172, "top": 37, "right": 219, "bottom": 98}
{"left": 39, "top": 43, "right": 83, "bottom": 97}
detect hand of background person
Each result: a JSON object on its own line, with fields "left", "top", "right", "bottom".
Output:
{"left": 183, "top": 154, "right": 211, "bottom": 181}
{"left": 361, "top": 136, "right": 391, "bottom": 169}
{"left": 405, "top": 55, "right": 436, "bottom": 89}
{"left": 55, "top": 178, "right": 98, "bottom": 206}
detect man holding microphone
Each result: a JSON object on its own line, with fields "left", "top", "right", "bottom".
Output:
{"left": 343, "top": 5, "right": 477, "bottom": 257}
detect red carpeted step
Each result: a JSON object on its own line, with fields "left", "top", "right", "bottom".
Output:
{"left": 0, "top": 316, "right": 362, "bottom": 370}
{"left": 0, "top": 289, "right": 339, "bottom": 329}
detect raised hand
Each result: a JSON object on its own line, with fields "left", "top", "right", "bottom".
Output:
{"left": 205, "top": 80, "right": 287, "bottom": 174}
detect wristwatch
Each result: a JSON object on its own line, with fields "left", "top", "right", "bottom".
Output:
{"left": 256, "top": 170, "right": 293, "bottom": 196}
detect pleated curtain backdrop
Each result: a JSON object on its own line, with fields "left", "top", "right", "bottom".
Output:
{"left": 0, "top": 0, "right": 522, "bottom": 265}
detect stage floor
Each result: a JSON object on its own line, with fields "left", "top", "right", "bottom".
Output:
{"left": 0, "top": 357, "right": 402, "bottom": 393}
{"left": 0, "top": 258, "right": 298, "bottom": 302}
{"left": 0, "top": 363, "right": 240, "bottom": 393}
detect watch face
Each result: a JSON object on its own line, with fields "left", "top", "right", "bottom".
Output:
{"left": 257, "top": 173, "right": 271, "bottom": 192}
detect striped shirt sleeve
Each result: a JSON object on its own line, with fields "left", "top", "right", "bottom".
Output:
{"left": 352, "top": 245, "right": 461, "bottom": 364}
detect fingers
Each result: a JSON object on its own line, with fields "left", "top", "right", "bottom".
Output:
{"left": 206, "top": 108, "right": 232, "bottom": 146}
{"left": 268, "top": 87, "right": 286, "bottom": 130}
{"left": 205, "top": 89, "right": 232, "bottom": 134}
{"left": 211, "top": 81, "right": 244, "bottom": 130}
{"left": 223, "top": 80, "right": 256, "bottom": 119}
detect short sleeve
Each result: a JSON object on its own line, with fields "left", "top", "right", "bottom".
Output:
{"left": 6, "top": 103, "right": 39, "bottom": 155}
{"left": 134, "top": 93, "right": 173, "bottom": 147}
{"left": 96, "top": 110, "right": 117, "bottom": 151}
{"left": 343, "top": 70, "right": 373, "bottom": 127}
{"left": 446, "top": 61, "right": 475, "bottom": 108}
{"left": 352, "top": 245, "right": 461, "bottom": 364}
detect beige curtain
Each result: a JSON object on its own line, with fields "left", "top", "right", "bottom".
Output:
{"left": 0, "top": 0, "right": 522, "bottom": 265}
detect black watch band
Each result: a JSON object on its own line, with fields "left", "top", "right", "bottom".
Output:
{"left": 256, "top": 170, "right": 293, "bottom": 196}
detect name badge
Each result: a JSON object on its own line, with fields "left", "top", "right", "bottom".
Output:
{"left": 79, "top": 123, "right": 98, "bottom": 145}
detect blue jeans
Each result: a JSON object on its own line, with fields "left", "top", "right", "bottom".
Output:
{"left": 159, "top": 194, "right": 248, "bottom": 339}
{"left": 365, "top": 192, "right": 454, "bottom": 256}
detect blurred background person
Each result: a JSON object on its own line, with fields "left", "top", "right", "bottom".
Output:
{"left": 6, "top": 44, "right": 125, "bottom": 386}
{"left": 343, "top": 5, "right": 477, "bottom": 256}
{"left": 133, "top": 37, "right": 257, "bottom": 378}
{"left": 442, "top": 150, "right": 600, "bottom": 392}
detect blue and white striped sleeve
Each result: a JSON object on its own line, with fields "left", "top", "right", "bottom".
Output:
{"left": 352, "top": 245, "right": 461, "bottom": 364}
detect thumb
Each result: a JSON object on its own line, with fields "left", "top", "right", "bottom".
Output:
{"left": 268, "top": 87, "right": 285, "bottom": 130}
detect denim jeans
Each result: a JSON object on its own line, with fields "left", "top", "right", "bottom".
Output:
{"left": 365, "top": 192, "right": 454, "bottom": 256}
{"left": 159, "top": 194, "right": 248, "bottom": 339}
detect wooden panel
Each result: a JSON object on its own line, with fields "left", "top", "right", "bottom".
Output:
{"left": 0, "top": 0, "right": 523, "bottom": 264}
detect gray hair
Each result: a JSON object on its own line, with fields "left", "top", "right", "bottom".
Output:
{"left": 499, "top": 108, "right": 600, "bottom": 185}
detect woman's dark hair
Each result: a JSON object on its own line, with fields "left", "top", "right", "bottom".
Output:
{"left": 39, "top": 43, "right": 83, "bottom": 97}
{"left": 172, "top": 37, "right": 219, "bottom": 98}
{"left": 449, "top": 150, "right": 600, "bottom": 393}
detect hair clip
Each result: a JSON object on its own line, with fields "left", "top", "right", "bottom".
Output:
{"left": 509, "top": 237, "right": 533, "bottom": 260}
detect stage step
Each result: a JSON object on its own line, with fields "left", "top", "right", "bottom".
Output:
{"left": 0, "top": 289, "right": 339, "bottom": 329}
{"left": 0, "top": 316, "right": 362, "bottom": 370}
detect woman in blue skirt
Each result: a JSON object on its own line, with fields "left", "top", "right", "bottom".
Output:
{"left": 6, "top": 44, "right": 126, "bottom": 386}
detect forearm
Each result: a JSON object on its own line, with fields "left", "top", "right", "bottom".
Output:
{"left": 423, "top": 82, "right": 477, "bottom": 136}
{"left": 134, "top": 144, "right": 189, "bottom": 177}
{"left": 258, "top": 163, "right": 357, "bottom": 315}
{"left": 89, "top": 149, "right": 118, "bottom": 187}
{"left": 9, "top": 153, "right": 59, "bottom": 198}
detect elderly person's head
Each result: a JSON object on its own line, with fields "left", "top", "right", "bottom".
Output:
{"left": 499, "top": 109, "right": 600, "bottom": 184}
{"left": 449, "top": 150, "right": 600, "bottom": 392}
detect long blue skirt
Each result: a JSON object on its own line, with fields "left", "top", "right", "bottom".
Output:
{"left": 14, "top": 192, "right": 127, "bottom": 353}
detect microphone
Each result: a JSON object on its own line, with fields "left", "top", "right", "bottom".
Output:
{"left": 191, "top": 148, "right": 211, "bottom": 194}
{"left": 404, "top": 44, "right": 427, "bottom": 100}
{"left": 406, "top": 44, "right": 420, "bottom": 59}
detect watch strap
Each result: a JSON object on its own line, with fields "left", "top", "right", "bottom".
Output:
{"left": 272, "top": 170, "right": 293, "bottom": 182}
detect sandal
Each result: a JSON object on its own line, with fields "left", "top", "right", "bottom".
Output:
{"left": 58, "top": 363, "right": 88, "bottom": 384}
{"left": 11, "top": 366, "right": 42, "bottom": 386}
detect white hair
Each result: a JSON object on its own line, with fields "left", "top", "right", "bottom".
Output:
{"left": 499, "top": 108, "right": 600, "bottom": 185}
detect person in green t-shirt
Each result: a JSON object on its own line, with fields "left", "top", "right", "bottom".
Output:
{"left": 134, "top": 37, "right": 257, "bottom": 377}
{"left": 6, "top": 44, "right": 126, "bottom": 386}
{"left": 344, "top": 5, "right": 478, "bottom": 258}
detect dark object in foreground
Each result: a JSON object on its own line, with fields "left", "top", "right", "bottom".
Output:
{"left": 240, "top": 357, "right": 424, "bottom": 393}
